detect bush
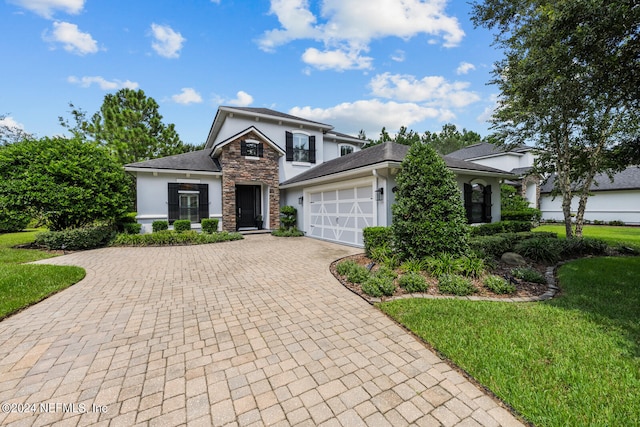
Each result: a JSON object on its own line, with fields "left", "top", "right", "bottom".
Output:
{"left": 362, "top": 275, "right": 395, "bottom": 297}
{"left": 336, "top": 260, "right": 358, "bottom": 276}
{"left": 561, "top": 237, "right": 608, "bottom": 257}
{"left": 484, "top": 275, "right": 516, "bottom": 294}
{"left": 470, "top": 220, "right": 533, "bottom": 236}
{"left": 438, "top": 274, "right": 476, "bottom": 296}
{"left": 201, "top": 218, "right": 219, "bottom": 234}
{"left": 501, "top": 208, "right": 542, "bottom": 223}
{"left": 399, "top": 259, "right": 427, "bottom": 274}
{"left": 514, "top": 237, "right": 564, "bottom": 263}
{"left": 399, "top": 272, "right": 429, "bottom": 293}
{"left": 0, "top": 209, "right": 30, "bottom": 233}
{"left": 370, "top": 245, "right": 400, "bottom": 269}
{"left": 458, "top": 255, "right": 486, "bottom": 278}
{"left": 152, "top": 221, "right": 168, "bottom": 232}
{"left": 336, "top": 261, "right": 371, "bottom": 284}
{"left": 511, "top": 267, "right": 546, "bottom": 284}
{"left": 469, "top": 235, "right": 513, "bottom": 258}
{"left": 609, "top": 220, "right": 625, "bottom": 226}
{"left": 363, "top": 226, "right": 393, "bottom": 258}
{"left": 122, "top": 222, "right": 142, "bottom": 235}
{"left": 374, "top": 266, "right": 398, "bottom": 281}
{"left": 35, "top": 226, "right": 116, "bottom": 250}
{"left": 173, "top": 220, "right": 191, "bottom": 232}
{"left": 111, "top": 230, "right": 243, "bottom": 246}
{"left": 425, "top": 253, "right": 461, "bottom": 277}
{"left": 392, "top": 143, "right": 470, "bottom": 259}
{"left": 271, "top": 228, "right": 304, "bottom": 237}
{"left": 280, "top": 205, "right": 297, "bottom": 230}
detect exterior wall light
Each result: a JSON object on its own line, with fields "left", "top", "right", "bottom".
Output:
{"left": 375, "top": 187, "right": 384, "bottom": 201}
{"left": 298, "top": 196, "right": 304, "bottom": 205}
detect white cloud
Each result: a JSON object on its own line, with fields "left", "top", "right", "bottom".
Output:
{"left": 301, "top": 47, "right": 372, "bottom": 71}
{"left": 44, "top": 21, "right": 98, "bottom": 55}
{"left": 228, "top": 91, "right": 254, "bottom": 107}
{"left": 477, "top": 93, "right": 500, "bottom": 124}
{"left": 0, "top": 116, "right": 25, "bottom": 131}
{"left": 67, "top": 76, "right": 139, "bottom": 90}
{"left": 150, "top": 23, "right": 185, "bottom": 58}
{"left": 456, "top": 61, "right": 476, "bottom": 75}
{"left": 8, "top": 0, "right": 84, "bottom": 19}
{"left": 369, "top": 72, "right": 480, "bottom": 108}
{"left": 391, "top": 49, "right": 405, "bottom": 62}
{"left": 290, "top": 100, "right": 442, "bottom": 136}
{"left": 172, "top": 88, "right": 203, "bottom": 105}
{"left": 258, "top": 0, "right": 464, "bottom": 70}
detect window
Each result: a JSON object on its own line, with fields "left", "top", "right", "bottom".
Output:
{"left": 285, "top": 131, "right": 316, "bottom": 163}
{"left": 179, "top": 192, "right": 199, "bottom": 222}
{"left": 464, "top": 183, "right": 492, "bottom": 223}
{"left": 340, "top": 145, "right": 354, "bottom": 156}
{"left": 168, "top": 183, "right": 209, "bottom": 223}
{"left": 240, "top": 140, "right": 263, "bottom": 157}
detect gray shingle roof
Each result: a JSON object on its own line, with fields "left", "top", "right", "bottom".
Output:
{"left": 222, "top": 107, "right": 332, "bottom": 128}
{"left": 124, "top": 149, "right": 221, "bottom": 173}
{"left": 540, "top": 166, "right": 640, "bottom": 193}
{"left": 447, "top": 142, "right": 531, "bottom": 160}
{"left": 281, "top": 142, "right": 514, "bottom": 186}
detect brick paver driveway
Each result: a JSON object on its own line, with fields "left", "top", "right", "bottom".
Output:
{"left": 0, "top": 235, "right": 523, "bottom": 426}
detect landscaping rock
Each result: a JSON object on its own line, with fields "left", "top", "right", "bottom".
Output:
{"left": 501, "top": 252, "right": 527, "bottom": 266}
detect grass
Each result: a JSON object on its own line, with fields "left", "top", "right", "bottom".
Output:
{"left": 0, "top": 229, "right": 85, "bottom": 320}
{"left": 380, "top": 256, "right": 640, "bottom": 426}
{"left": 535, "top": 224, "right": 640, "bottom": 251}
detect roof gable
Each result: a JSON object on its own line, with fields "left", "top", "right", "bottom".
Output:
{"left": 212, "top": 126, "right": 285, "bottom": 157}
{"left": 124, "top": 149, "right": 221, "bottom": 174}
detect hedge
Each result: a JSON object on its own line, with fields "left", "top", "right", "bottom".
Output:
{"left": 363, "top": 226, "right": 393, "bottom": 258}
{"left": 35, "top": 226, "right": 116, "bottom": 250}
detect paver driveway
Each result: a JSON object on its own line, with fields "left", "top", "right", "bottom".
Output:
{"left": 0, "top": 235, "right": 523, "bottom": 426}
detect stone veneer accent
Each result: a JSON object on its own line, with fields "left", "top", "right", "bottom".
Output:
{"left": 218, "top": 132, "right": 281, "bottom": 231}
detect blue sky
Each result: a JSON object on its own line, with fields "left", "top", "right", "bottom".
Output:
{"left": 0, "top": 0, "right": 502, "bottom": 146}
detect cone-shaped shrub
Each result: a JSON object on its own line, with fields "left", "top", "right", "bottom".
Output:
{"left": 392, "top": 143, "right": 470, "bottom": 259}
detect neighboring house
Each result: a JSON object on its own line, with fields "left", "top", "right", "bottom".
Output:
{"left": 539, "top": 167, "right": 640, "bottom": 224}
{"left": 125, "top": 107, "right": 513, "bottom": 247}
{"left": 448, "top": 142, "right": 640, "bottom": 225}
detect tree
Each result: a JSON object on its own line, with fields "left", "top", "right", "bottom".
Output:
{"left": 392, "top": 143, "right": 470, "bottom": 259}
{"left": 472, "top": 0, "right": 640, "bottom": 238}
{"left": 364, "top": 124, "right": 481, "bottom": 154}
{"left": 59, "top": 88, "right": 195, "bottom": 165}
{"left": 0, "top": 137, "right": 132, "bottom": 231}
{"left": 0, "top": 114, "right": 32, "bottom": 146}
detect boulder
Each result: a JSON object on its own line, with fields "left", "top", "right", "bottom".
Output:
{"left": 501, "top": 252, "right": 526, "bottom": 266}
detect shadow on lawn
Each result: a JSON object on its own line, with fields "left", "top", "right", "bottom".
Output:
{"left": 549, "top": 256, "right": 640, "bottom": 358}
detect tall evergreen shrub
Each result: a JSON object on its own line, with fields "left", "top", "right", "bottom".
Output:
{"left": 392, "top": 143, "right": 470, "bottom": 259}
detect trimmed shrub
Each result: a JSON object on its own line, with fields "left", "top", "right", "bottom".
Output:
{"left": 399, "top": 272, "right": 429, "bottom": 293}
{"left": 470, "top": 220, "right": 533, "bottom": 236}
{"left": 484, "top": 275, "right": 516, "bottom": 294}
{"left": 511, "top": 267, "right": 546, "bottom": 284}
{"left": 392, "top": 143, "right": 470, "bottom": 259}
{"left": 280, "top": 205, "right": 297, "bottom": 230}
{"left": 173, "top": 220, "right": 191, "bottom": 232}
{"left": 35, "top": 226, "right": 116, "bottom": 250}
{"left": 362, "top": 275, "right": 395, "bottom": 297}
{"left": 469, "top": 235, "right": 513, "bottom": 258}
{"left": 501, "top": 208, "right": 542, "bottom": 223}
{"left": 363, "top": 226, "right": 393, "bottom": 258}
{"left": 111, "top": 230, "right": 243, "bottom": 246}
{"left": 609, "top": 220, "right": 625, "bottom": 226}
{"left": 438, "top": 274, "right": 476, "bottom": 296}
{"left": 514, "top": 237, "right": 564, "bottom": 263}
{"left": 201, "top": 218, "right": 219, "bottom": 234}
{"left": 152, "top": 220, "right": 168, "bottom": 232}
{"left": 122, "top": 222, "right": 142, "bottom": 235}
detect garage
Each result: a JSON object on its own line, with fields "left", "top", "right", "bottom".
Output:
{"left": 307, "top": 181, "right": 375, "bottom": 246}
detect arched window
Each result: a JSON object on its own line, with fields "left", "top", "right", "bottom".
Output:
{"left": 464, "top": 182, "right": 492, "bottom": 223}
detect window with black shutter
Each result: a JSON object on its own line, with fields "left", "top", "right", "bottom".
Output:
{"left": 168, "top": 183, "right": 209, "bottom": 223}
{"left": 464, "top": 183, "right": 492, "bottom": 224}
{"left": 241, "top": 140, "right": 262, "bottom": 157}
{"left": 286, "top": 131, "right": 315, "bottom": 163}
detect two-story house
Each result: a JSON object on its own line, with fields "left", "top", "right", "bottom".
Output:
{"left": 125, "top": 107, "right": 514, "bottom": 246}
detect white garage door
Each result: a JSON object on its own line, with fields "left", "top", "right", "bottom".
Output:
{"left": 308, "top": 183, "right": 375, "bottom": 246}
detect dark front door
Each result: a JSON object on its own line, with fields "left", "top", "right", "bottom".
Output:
{"left": 236, "top": 185, "right": 261, "bottom": 229}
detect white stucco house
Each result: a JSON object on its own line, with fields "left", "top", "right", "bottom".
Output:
{"left": 448, "top": 142, "right": 640, "bottom": 225}
{"left": 125, "top": 107, "right": 514, "bottom": 247}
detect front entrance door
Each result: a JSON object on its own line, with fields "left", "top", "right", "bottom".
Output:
{"left": 236, "top": 185, "right": 261, "bottom": 229}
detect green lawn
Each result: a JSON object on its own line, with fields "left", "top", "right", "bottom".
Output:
{"left": 0, "top": 230, "right": 85, "bottom": 320}
{"left": 535, "top": 224, "right": 640, "bottom": 251}
{"left": 380, "top": 256, "right": 640, "bottom": 426}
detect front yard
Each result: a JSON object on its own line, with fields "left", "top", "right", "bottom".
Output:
{"left": 376, "top": 226, "right": 640, "bottom": 426}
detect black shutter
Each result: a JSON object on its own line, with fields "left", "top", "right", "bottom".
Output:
{"left": 483, "top": 185, "right": 492, "bottom": 223}
{"left": 463, "top": 183, "right": 473, "bottom": 223}
{"left": 198, "top": 184, "right": 209, "bottom": 222}
{"left": 258, "top": 143, "right": 264, "bottom": 157}
{"left": 285, "top": 131, "right": 293, "bottom": 161}
{"left": 168, "top": 183, "right": 179, "bottom": 224}
{"left": 309, "top": 136, "right": 316, "bottom": 163}
{"left": 240, "top": 140, "right": 247, "bottom": 156}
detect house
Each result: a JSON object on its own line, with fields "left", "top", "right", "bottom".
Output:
{"left": 125, "top": 107, "right": 514, "bottom": 247}
{"left": 448, "top": 142, "right": 640, "bottom": 225}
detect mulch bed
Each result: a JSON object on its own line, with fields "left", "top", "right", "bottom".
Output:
{"left": 330, "top": 253, "right": 550, "bottom": 300}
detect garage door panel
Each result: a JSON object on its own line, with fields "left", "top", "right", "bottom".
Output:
{"left": 307, "top": 182, "right": 375, "bottom": 247}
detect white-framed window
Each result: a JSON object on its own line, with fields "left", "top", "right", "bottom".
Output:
{"left": 293, "top": 133, "right": 310, "bottom": 162}
{"left": 340, "top": 144, "right": 354, "bottom": 156}
{"left": 179, "top": 191, "right": 199, "bottom": 222}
